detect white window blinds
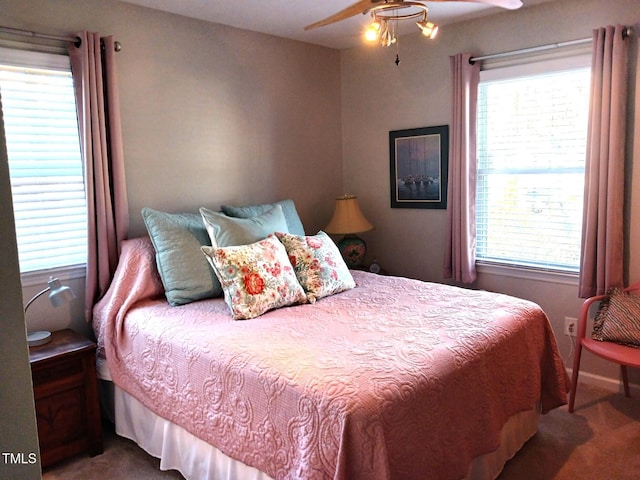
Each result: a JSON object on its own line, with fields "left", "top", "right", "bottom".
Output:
{"left": 0, "top": 48, "right": 87, "bottom": 273}
{"left": 476, "top": 57, "right": 590, "bottom": 272}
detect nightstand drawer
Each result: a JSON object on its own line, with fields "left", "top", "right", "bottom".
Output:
{"left": 31, "top": 356, "right": 84, "bottom": 388}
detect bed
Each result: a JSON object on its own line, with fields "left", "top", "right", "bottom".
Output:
{"left": 93, "top": 203, "right": 569, "bottom": 480}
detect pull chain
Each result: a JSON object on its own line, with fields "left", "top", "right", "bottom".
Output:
{"left": 394, "top": 16, "right": 400, "bottom": 66}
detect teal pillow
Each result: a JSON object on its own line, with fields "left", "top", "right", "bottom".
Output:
{"left": 141, "top": 207, "right": 222, "bottom": 306}
{"left": 221, "top": 199, "right": 305, "bottom": 236}
{"left": 200, "top": 204, "right": 289, "bottom": 247}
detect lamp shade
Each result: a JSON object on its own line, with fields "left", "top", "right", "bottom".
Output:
{"left": 48, "top": 278, "right": 76, "bottom": 307}
{"left": 324, "top": 195, "right": 374, "bottom": 235}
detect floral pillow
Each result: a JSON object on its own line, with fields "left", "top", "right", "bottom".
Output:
{"left": 201, "top": 235, "right": 306, "bottom": 320}
{"left": 592, "top": 288, "right": 640, "bottom": 348}
{"left": 274, "top": 231, "right": 355, "bottom": 303}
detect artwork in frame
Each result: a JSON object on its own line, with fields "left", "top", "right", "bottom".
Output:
{"left": 389, "top": 125, "right": 449, "bottom": 209}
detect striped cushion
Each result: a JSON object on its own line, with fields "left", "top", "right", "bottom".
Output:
{"left": 592, "top": 289, "right": 640, "bottom": 348}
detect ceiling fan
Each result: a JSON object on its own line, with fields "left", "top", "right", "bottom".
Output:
{"left": 305, "top": 0, "right": 523, "bottom": 48}
{"left": 305, "top": 0, "right": 522, "bottom": 31}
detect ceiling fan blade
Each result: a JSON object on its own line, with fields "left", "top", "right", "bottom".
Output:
{"left": 443, "top": 0, "right": 523, "bottom": 9}
{"left": 305, "top": 0, "right": 381, "bottom": 30}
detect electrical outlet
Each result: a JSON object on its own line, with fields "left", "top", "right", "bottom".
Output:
{"left": 564, "top": 317, "right": 577, "bottom": 337}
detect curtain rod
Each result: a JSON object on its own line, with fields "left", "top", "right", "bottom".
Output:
{"left": 0, "top": 25, "right": 80, "bottom": 45}
{"left": 470, "top": 26, "right": 633, "bottom": 63}
{"left": 0, "top": 25, "right": 123, "bottom": 51}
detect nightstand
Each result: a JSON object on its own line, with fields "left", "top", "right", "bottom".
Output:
{"left": 29, "top": 329, "right": 103, "bottom": 468}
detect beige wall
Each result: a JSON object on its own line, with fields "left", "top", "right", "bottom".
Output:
{"left": 341, "top": 0, "right": 639, "bottom": 385}
{"left": 0, "top": 92, "right": 41, "bottom": 478}
{"left": 2, "top": 0, "right": 343, "bottom": 237}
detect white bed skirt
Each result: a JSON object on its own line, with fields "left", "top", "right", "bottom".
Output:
{"left": 113, "top": 385, "right": 539, "bottom": 480}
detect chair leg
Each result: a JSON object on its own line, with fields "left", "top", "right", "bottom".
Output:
{"left": 569, "top": 341, "right": 583, "bottom": 413}
{"left": 621, "top": 365, "right": 630, "bottom": 397}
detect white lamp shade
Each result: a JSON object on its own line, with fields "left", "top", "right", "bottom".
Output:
{"left": 48, "top": 278, "right": 76, "bottom": 307}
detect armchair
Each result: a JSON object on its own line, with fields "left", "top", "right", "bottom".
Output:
{"left": 569, "top": 281, "right": 640, "bottom": 413}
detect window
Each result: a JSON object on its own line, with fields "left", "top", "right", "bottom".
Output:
{"left": 476, "top": 56, "right": 591, "bottom": 273}
{"left": 0, "top": 47, "right": 87, "bottom": 274}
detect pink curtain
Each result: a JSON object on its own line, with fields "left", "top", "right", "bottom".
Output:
{"left": 68, "top": 32, "right": 129, "bottom": 320}
{"left": 443, "top": 53, "right": 480, "bottom": 283}
{"left": 579, "top": 25, "right": 629, "bottom": 298}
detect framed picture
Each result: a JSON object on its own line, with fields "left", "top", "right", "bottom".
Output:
{"left": 389, "top": 125, "right": 449, "bottom": 209}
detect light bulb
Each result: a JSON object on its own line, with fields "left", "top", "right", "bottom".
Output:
{"left": 365, "top": 20, "right": 381, "bottom": 42}
{"left": 417, "top": 20, "right": 439, "bottom": 39}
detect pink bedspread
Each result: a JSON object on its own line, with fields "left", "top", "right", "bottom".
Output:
{"left": 94, "top": 237, "right": 569, "bottom": 480}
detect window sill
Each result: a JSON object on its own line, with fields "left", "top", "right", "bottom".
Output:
{"left": 21, "top": 264, "right": 87, "bottom": 287}
{"left": 476, "top": 261, "right": 579, "bottom": 286}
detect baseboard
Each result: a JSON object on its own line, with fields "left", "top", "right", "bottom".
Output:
{"left": 566, "top": 368, "right": 640, "bottom": 395}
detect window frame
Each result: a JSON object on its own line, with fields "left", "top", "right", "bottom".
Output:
{"left": 475, "top": 53, "right": 592, "bottom": 280}
{"left": 0, "top": 46, "right": 87, "bottom": 281}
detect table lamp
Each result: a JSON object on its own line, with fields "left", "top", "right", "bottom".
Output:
{"left": 24, "top": 277, "right": 76, "bottom": 347}
{"left": 324, "top": 194, "right": 374, "bottom": 268}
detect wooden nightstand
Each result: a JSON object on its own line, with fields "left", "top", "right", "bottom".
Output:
{"left": 29, "top": 329, "right": 103, "bottom": 468}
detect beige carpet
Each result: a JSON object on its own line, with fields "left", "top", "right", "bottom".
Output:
{"left": 498, "top": 383, "right": 640, "bottom": 479}
{"left": 42, "top": 383, "right": 640, "bottom": 480}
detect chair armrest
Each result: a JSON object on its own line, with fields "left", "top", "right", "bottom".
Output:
{"left": 576, "top": 294, "right": 607, "bottom": 340}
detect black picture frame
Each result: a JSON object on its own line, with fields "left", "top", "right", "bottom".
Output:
{"left": 389, "top": 125, "right": 449, "bottom": 209}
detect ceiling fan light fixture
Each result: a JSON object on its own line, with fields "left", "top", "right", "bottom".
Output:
{"left": 365, "top": 17, "right": 382, "bottom": 42}
{"left": 417, "top": 20, "right": 439, "bottom": 39}
{"left": 378, "top": 20, "right": 396, "bottom": 47}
